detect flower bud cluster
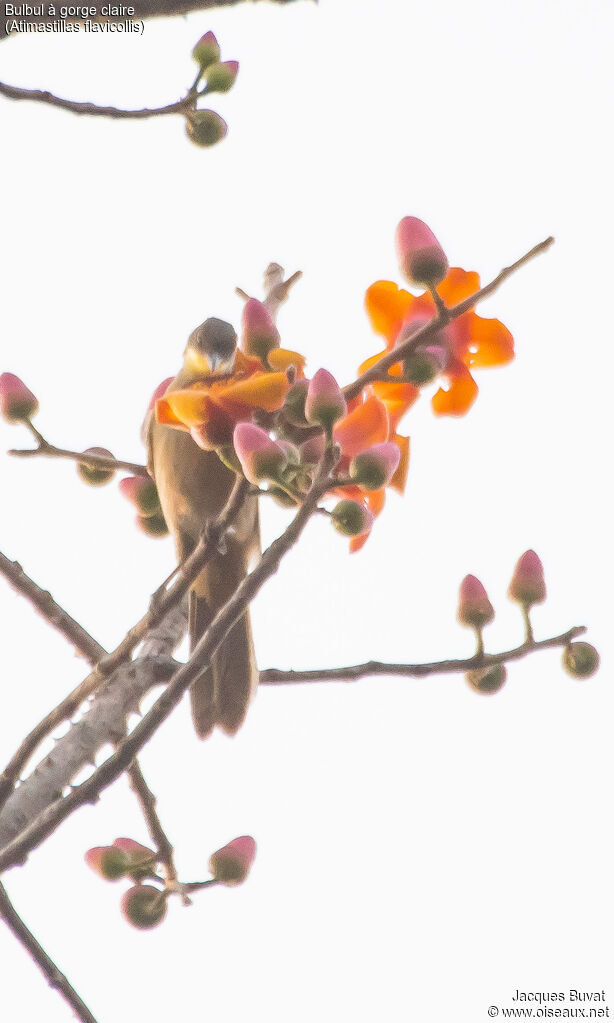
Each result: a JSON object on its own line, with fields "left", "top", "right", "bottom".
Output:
{"left": 85, "top": 834, "right": 256, "bottom": 929}
{"left": 187, "top": 32, "right": 239, "bottom": 148}
{"left": 457, "top": 552, "right": 599, "bottom": 694}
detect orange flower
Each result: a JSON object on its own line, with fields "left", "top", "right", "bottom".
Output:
{"left": 330, "top": 394, "right": 410, "bottom": 551}
{"left": 155, "top": 352, "right": 297, "bottom": 442}
{"left": 364, "top": 268, "right": 513, "bottom": 416}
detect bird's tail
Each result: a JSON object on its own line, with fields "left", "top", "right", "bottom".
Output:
{"left": 188, "top": 542, "right": 258, "bottom": 738}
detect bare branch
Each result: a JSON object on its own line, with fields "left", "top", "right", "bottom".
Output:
{"left": 0, "top": 552, "right": 104, "bottom": 663}
{"left": 259, "top": 626, "right": 587, "bottom": 684}
{"left": 8, "top": 422, "right": 149, "bottom": 477}
{"left": 128, "top": 761, "right": 178, "bottom": 885}
{"left": 0, "top": 881, "right": 98, "bottom": 1023}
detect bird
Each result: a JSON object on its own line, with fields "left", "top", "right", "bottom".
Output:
{"left": 148, "top": 317, "right": 260, "bottom": 738}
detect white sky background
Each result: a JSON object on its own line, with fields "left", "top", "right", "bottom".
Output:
{"left": 0, "top": 1, "right": 612, "bottom": 1020}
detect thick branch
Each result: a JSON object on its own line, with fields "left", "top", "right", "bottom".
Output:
{"left": 0, "top": 881, "right": 98, "bottom": 1023}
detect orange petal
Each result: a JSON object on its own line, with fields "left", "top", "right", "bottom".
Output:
{"left": 349, "top": 532, "right": 371, "bottom": 554}
{"left": 364, "top": 281, "right": 415, "bottom": 348}
{"left": 334, "top": 395, "right": 389, "bottom": 456}
{"left": 358, "top": 349, "right": 390, "bottom": 375}
{"left": 162, "top": 388, "right": 214, "bottom": 427}
{"left": 431, "top": 363, "right": 479, "bottom": 417}
{"left": 389, "top": 434, "right": 410, "bottom": 494}
{"left": 234, "top": 349, "right": 265, "bottom": 376}
{"left": 216, "top": 371, "right": 290, "bottom": 412}
{"left": 465, "top": 316, "right": 514, "bottom": 367}
{"left": 267, "top": 348, "right": 307, "bottom": 375}
{"left": 155, "top": 396, "right": 190, "bottom": 430}
{"left": 371, "top": 380, "right": 419, "bottom": 430}
{"left": 365, "top": 488, "right": 386, "bottom": 517}
{"left": 437, "top": 268, "right": 481, "bottom": 307}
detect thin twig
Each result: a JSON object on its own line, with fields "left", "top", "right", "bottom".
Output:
{"left": 259, "top": 626, "right": 586, "bottom": 684}
{"left": 344, "top": 236, "right": 554, "bottom": 401}
{"left": 0, "top": 553, "right": 104, "bottom": 663}
{"left": 0, "top": 80, "right": 200, "bottom": 119}
{"left": 9, "top": 428, "right": 149, "bottom": 477}
{"left": 127, "top": 761, "right": 178, "bottom": 885}
{"left": 0, "top": 881, "right": 98, "bottom": 1023}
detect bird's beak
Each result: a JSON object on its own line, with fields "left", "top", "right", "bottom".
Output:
{"left": 183, "top": 346, "right": 234, "bottom": 378}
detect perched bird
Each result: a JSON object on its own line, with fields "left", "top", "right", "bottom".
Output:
{"left": 148, "top": 317, "right": 260, "bottom": 738}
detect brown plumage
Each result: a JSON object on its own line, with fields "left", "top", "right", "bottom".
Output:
{"left": 148, "top": 319, "right": 260, "bottom": 738}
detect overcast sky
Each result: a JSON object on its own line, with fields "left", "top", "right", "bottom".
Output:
{"left": 1, "top": 2, "right": 612, "bottom": 1021}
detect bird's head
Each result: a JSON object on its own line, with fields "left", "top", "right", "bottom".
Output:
{"left": 183, "top": 317, "right": 238, "bottom": 379}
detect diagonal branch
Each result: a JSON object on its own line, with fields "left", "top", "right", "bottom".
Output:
{"left": 0, "top": 881, "right": 98, "bottom": 1023}
{"left": 344, "top": 236, "right": 554, "bottom": 401}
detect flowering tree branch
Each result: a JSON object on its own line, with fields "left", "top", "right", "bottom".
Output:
{"left": 259, "top": 627, "right": 587, "bottom": 684}
{"left": 344, "top": 235, "right": 554, "bottom": 401}
{"left": 0, "top": 235, "right": 577, "bottom": 865}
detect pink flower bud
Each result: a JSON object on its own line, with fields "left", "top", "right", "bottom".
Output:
{"left": 205, "top": 60, "right": 239, "bottom": 94}
{"left": 113, "top": 838, "right": 157, "bottom": 881}
{"left": 121, "top": 885, "right": 167, "bottom": 930}
{"left": 0, "top": 372, "right": 39, "bottom": 422}
{"left": 186, "top": 109, "right": 228, "bottom": 148}
{"left": 84, "top": 845, "right": 129, "bottom": 881}
{"left": 304, "top": 369, "right": 347, "bottom": 432}
{"left": 77, "top": 447, "right": 116, "bottom": 486}
{"left": 233, "top": 422, "right": 287, "bottom": 484}
{"left": 395, "top": 216, "right": 449, "bottom": 288}
{"left": 241, "top": 298, "right": 280, "bottom": 363}
{"left": 465, "top": 663, "right": 507, "bottom": 695}
{"left": 299, "top": 433, "right": 326, "bottom": 465}
{"left": 331, "top": 499, "right": 375, "bottom": 537}
{"left": 119, "top": 476, "right": 161, "bottom": 517}
{"left": 349, "top": 442, "right": 400, "bottom": 491}
{"left": 192, "top": 30, "right": 220, "bottom": 69}
{"left": 457, "top": 574, "right": 495, "bottom": 629}
{"left": 136, "top": 512, "right": 169, "bottom": 538}
{"left": 562, "top": 642, "right": 600, "bottom": 679}
{"left": 508, "top": 550, "right": 546, "bottom": 607}
{"left": 209, "top": 835, "right": 257, "bottom": 886}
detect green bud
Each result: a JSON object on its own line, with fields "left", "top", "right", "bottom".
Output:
{"left": 562, "top": 642, "right": 600, "bottom": 679}
{"left": 186, "top": 110, "right": 228, "bottom": 148}
{"left": 77, "top": 447, "right": 115, "bottom": 486}
{"left": 465, "top": 663, "right": 507, "bottom": 695}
